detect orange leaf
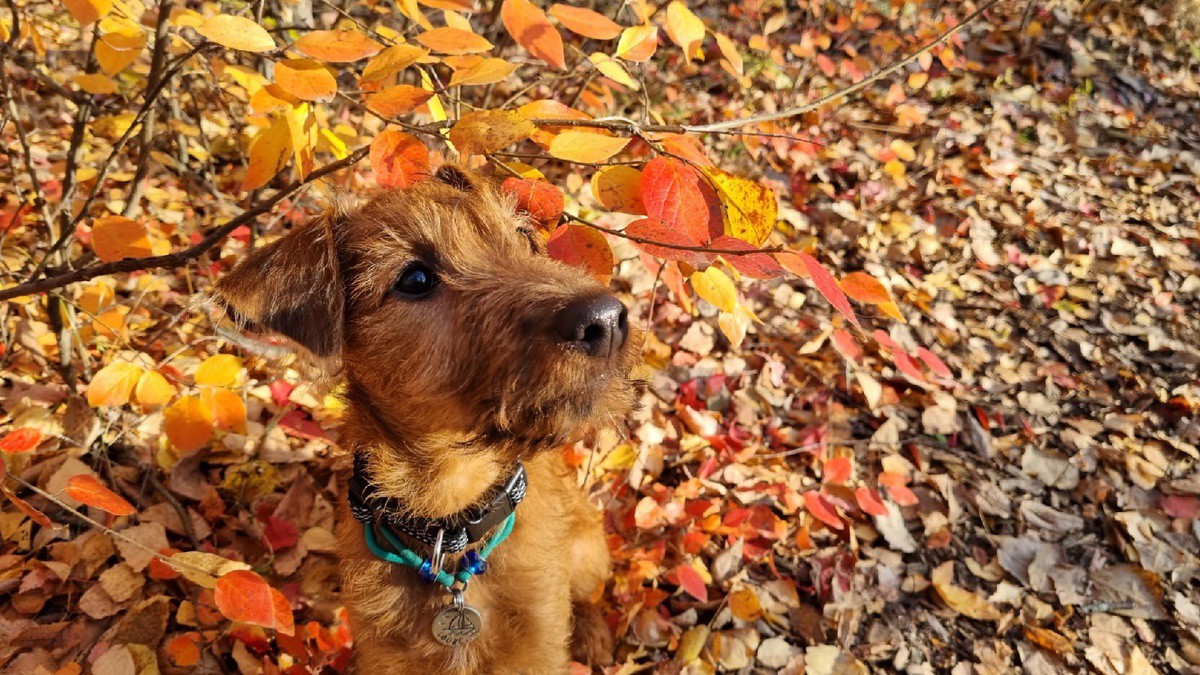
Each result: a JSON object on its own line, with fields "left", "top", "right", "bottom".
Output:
{"left": 271, "top": 588, "right": 295, "bottom": 636}
{"left": 728, "top": 589, "right": 761, "bottom": 621}
{"left": 615, "top": 24, "right": 657, "bottom": 62}
{"left": 273, "top": 59, "right": 337, "bottom": 102}
{"left": 501, "top": 0, "right": 566, "bottom": 69}
{"left": 623, "top": 218, "right": 711, "bottom": 267}
{"left": 133, "top": 369, "right": 176, "bottom": 410}
{"left": 0, "top": 428, "right": 43, "bottom": 453}
{"left": 446, "top": 56, "right": 518, "bottom": 87}
{"left": 549, "top": 4, "right": 622, "bottom": 40}
{"left": 164, "top": 634, "right": 201, "bottom": 667}
{"left": 839, "top": 271, "right": 893, "bottom": 305}
{"left": 591, "top": 165, "right": 645, "bottom": 215}
{"left": 674, "top": 563, "right": 708, "bottom": 602}
{"left": 371, "top": 130, "right": 431, "bottom": 189}
{"left": 640, "top": 157, "right": 710, "bottom": 243}
{"left": 242, "top": 116, "right": 292, "bottom": 192}
{"left": 823, "top": 456, "right": 853, "bottom": 484}
{"left": 501, "top": 178, "right": 563, "bottom": 230}
{"left": 164, "top": 395, "right": 215, "bottom": 454}
{"left": 86, "top": 361, "right": 143, "bottom": 407}
{"left": 6, "top": 491, "right": 52, "bottom": 527}
{"left": 61, "top": 0, "right": 111, "bottom": 25}
{"left": 214, "top": 570, "right": 275, "bottom": 629}
{"left": 448, "top": 110, "right": 535, "bottom": 155}
{"left": 365, "top": 84, "right": 433, "bottom": 117}
{"left": 802, "top": 490, "right": 844, "bottom": 529}
{"left": 91, "top": 216, "right": 155, "bottom": 261}
{"left": 203, "top": 388, "right": 247, "bottom": 434}
{"left": 659, "top": 134, "right": 713, "bottom": 168}
{"left": 546, "top": 225, "right": 613, "bottom": 282}
{"left": 854, "top": 487, "right": 889, "bottom": 516}
{"left": 65, "top": 475, "right": 136, "bottom": 516}
{"left": 415, "top": 27, "right": 493, "bottom": 55}
{"left": 795, "top": 253, "right": 859, "bottom": 328}
{"left": 361, "top": 44, "right": 427, "bottom": 85}
{"left": 292, "top": 29, "right": 383, "bottom": 62}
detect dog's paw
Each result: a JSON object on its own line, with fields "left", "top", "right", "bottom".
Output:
{"left": 570, "top": 602, "right": 615, "bottom": 667}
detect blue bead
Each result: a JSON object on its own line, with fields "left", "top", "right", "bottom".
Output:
{"left": 463, "top": 551, "right": 488, "bottom": 575}
{"left": 418, "top": 558, "right": 436, "bottom": 583}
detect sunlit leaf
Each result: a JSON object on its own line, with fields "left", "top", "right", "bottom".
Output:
{"left": 795, "top": 253, "right": 860, "bottom": 328}
{"left": 674, "top": 562, "right": 708, "bottom": 602}
{"left": 713, "top": 32, "right": 743, "bottom": 75}
{"left": 361, "top": 44, "right": 428, "bottom": 85}
{"left": 292, "top": 29, "right": 383, "bottom": 62}
{"left": 690, "top": 267, "right": 737, "bottom": 313}
{"left": 415, "top": 26, "right": 493, "bottom": 55}
{"left": 96, "top": 30, "right": 146, "bottom": 75}
{"left": 273, "top": 59, "right": 337, "bottom": 102}
{"left": 549, "top": 4, "right": 622, "bottom": 40}
{"left": 706, "top": 235, "right": 784, "bottom": 279}
{"left": 501, "top": 0, "right": 566, "bottom": 70}
{"left": 501, "top": 178, "right": 563, "bottom": 230}
{"left": 587, "top": 53, "right": 639, "bottom": 90}
{"left": 823, "top": 456, "right": 853, "bottom": 484}
{"left": 370, "top": 130, "right": 431, "bottom": 189}
{"left": 74, "top": 73, "right": 119, "bottom": 94}
{"left": 548, "top": 131, "right": 629, "bottom": 164}
{"left": 446, "top": 56, "right": 518, "bottom": 87}
{"left": 615, "top": 24, "right": 657, "bottom": 62}
{"left": 802, "top": 491, "right": 844, "bottom": 529}
{"left": 702, "top": 168, "right": 777, "bottom": 247}
{"left": 591, "top": 165, "right": 644, "bottom": 214}
{"left": 164, "top": 395, "right": 214, "bottom": 454}
{"left": 196, "top": 14, "right": 276, "bottom": 53}
{"left": 214, "top": 569, "right": 276, "bottom": 629}
{"left": 203, "top": 388, "right": 247, "bottom": 434}
{"left": 195, "top": 354, "right": 241, "bottom": 387}
{"left": 0, "top": 428, "right": 43, "bottom": 453}
{"left": 624, "top": 218, "right": 711, "bottom": 267}
{"left": 87, "top": 362, "right": 143, "bottom": 407}
{"left": 62, "top": 0, "right": 111, "bottom": 25}
{"left": 664, "top": 2, "right": 705, "bottom": 62}
{"left": 855, "top": 487, "right": 889, "bottom": 516}
{"left": 242, "top": 116, "right": 292, "bottom": 192}
{"left": 133, "top": 369, "right": 176, "bottom": 409}
{"left": 365, "top": 84, "right": 434, "bottom": 117}
{"left": 65, "top": 475, "right": 136, "bottom": 516}
{"left": 641, "top": 157, "right": 710, "bottom": 242}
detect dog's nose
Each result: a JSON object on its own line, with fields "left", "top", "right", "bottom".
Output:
{"left": 555, "top": 294, "right": 629, "bottom": 358}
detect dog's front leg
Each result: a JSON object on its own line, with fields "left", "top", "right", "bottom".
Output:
{"left": 566, "top": 498, "right": 615, "bottom": 667}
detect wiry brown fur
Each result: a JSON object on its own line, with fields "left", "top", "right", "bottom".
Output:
{"left": 214, "top": 167, "right": 640, "bottom": 674}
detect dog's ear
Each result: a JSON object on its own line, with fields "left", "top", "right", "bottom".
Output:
{"left": 211, "top": 202, "right": 352, "bottom": 358}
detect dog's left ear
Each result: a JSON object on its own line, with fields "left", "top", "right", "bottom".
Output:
{"left": 211, "top": 201, "right": 352, "bottom": 358}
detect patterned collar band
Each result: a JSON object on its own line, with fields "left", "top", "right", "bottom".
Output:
{"left": 347, "top": 453, "right": 528, "bottom": 554}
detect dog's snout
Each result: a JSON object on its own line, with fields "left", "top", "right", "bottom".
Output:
{"left": 555, "top": 294, "right": 629, "bottom": 358}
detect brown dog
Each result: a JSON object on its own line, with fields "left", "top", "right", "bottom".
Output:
{"left": 213, "top": 166, "right": 640, "bottom": 673}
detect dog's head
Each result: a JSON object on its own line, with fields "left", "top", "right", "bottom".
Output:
{"left": 213, "top": 166, "right": 641, "bottom": 457}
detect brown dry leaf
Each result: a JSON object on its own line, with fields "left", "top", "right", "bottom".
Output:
{"left": 931, "top": 561, "right": 1004, "bottom": 621}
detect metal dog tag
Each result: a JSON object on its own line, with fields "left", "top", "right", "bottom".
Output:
{"left": 432, "top": 592, "right": 482, "bottom": 646}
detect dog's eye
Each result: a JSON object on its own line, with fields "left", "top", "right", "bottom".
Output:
{"left": 517, "top": 226, "right": 541, "bottom": 254}
{"left": 392, "top": 263, "right": 438, "bottom": 299}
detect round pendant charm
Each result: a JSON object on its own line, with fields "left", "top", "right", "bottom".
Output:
{"left": 432, "top": 602, "right": 482, "bottom": 646}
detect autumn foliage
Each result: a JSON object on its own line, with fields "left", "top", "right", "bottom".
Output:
{"left": 8, "top": 0, "right": 1196, "bottom": 672}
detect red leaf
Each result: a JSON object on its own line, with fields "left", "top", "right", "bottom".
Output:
{"left": 872, "top": 329, "right": 901, "bottom": 353}
{"left": 546, "top": 224, "right": 614, "bottom": 281}
{"left": 1162, "top": 495, "right": 1200, "bottom": 519}
{"left": 262, "top": 516, "right": 299, "bottom": 551}
{"left": 802, "top": 490, "right": 844, "bottom": 530}
{"left": 640, "top": 157, "right": 711, "bottom": 242}
{"left": 855, "top": 487, "right": 889, "bottom": 516}
{"left": 370, "top": 130, "right": 431, "bottom": 189}
{"left": 65, "top": 475, "right": 136, "bottom": 516}
{"left": 830, "top": 329, "right": 863, "bottom": 363}
{"left": 215, "top": 570, "right": 276, "bottom": 629}
{"left": 501, "top": 178, "right": 564, "bottom": 230}
{"left": 795, "top": 253, "right": 859, "bottom": 327}
{"left": 879, "top": 472, "right": 919, "bottom": 506}
{"left": 0, "top": 428, "right": 43, "bottom": 453}
{"left": 279, "top": 410, "right": 328, "bottom": 440}
{"left": 823, "top": 457, "right": 853, "bottom": 484}
{"left": 269, "top": 380, "right": 294, "bottom": 408}
{"left": 916, "top": 347, "right": 954, "bottom": 379}
{"left": 892, "top": 351, "right": 925, "bottom": 382}
{"left": 707, "top": 235, "right": 785, "bottom": 278}
{"left": 623, "top": 218, "right": 712, "bottom": 267}
{"left": 674, "top": 563, "right": 708, "bottom": 602}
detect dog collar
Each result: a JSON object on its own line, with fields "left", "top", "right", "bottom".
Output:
{"left": 347, "top": 452, "right": 528, "bottom": 554}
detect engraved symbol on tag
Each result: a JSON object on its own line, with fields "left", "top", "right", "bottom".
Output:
{"left": 432, "top": 601, "right": 482, "bottom": 646}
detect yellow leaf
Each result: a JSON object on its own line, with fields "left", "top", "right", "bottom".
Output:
{"left": 292, "top": 29, "right": 383, "bottom": 62}
{"left": 448, "top": 110, "right": 535, "bottom": 155}
{"left": 717, "top": 310, "right": 749, "bottom": 349}
{"left": 590, "top": 165, "right": 644, "bottom": 214}
{"left": 690, "top": 267, "right": 737, "bottom": 313}
{"left": 196, "top": 14, "right": 276, "bottom": 53}
{"left": 446, "top": 56, "right": 518, "bottom": 87}
{"left": 361, "top": 44, "right": 428, "bottom": 85}
{"left": 87, "top": 362, "right": 143, "bottom": 407}
{"left": 164, "top": 395, "right": 215, "bottom": 455}
{"left": 587, "top": 53, "right": 639, "bottom": 90}
{"left": 73, "top": 73, "right": 119, "bottom": 95}
{"left": 548, "top": 131, "right": 630, "bottom": 164}
{"left": 702, "top": 168, "right": 778, "bottom": 247}
{"left": 615, "top": 24, "right": 657, "bottom": 62}
{"left": 195, "top": 354, "right": 241, "bottom": 387}
{"left": 728, "top": 588, "right": 762, "bottom": 621}
{"left": 92, "top": 215, "right": 155, "bottom": 261}
{"left": 890, "top": 139, "right": 916, "bottom": 162}
{"left": 879, "top": 300, "right": 906, "bottom": 322}
{"left": 169, "top": 551, "right": 250, "bottom": 588}
{"left": 678, "top": 625, "right": 709, "bottom": 663}
{"left": 62, "top": 0, "right": 112, "bottom": 25}
{"left": 664, "top": 2, "right": 705, "bottom": 62}
{"left": 95, "top": 29, "right": 146, "bottom": 76}
{"left": 241, "top": 116, "right": 292, "bottom": 192}
{"left": 713, "top": 32, "right": 742, "bottom": 75}
{"left": 414, "top": 27, "right": 493, "bottom": 55}
{"left": 133, "top": 370, "right": 176, "bottom": 410}
{"left": 273, "top": 59, "right": 337, "bottom": 102}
